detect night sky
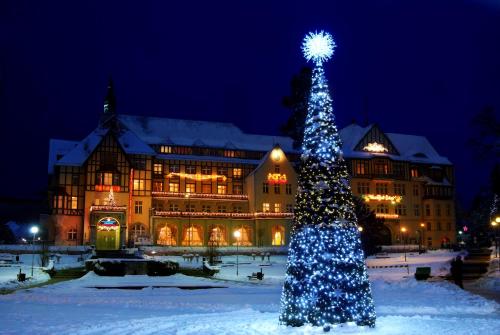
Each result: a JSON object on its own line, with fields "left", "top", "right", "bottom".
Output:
{"left": 1, "top": 1, "right": 499, "bottom": 209}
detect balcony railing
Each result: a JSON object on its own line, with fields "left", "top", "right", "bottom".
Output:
{"left": 90, "top": 205, "right": 127, "bottom": 212}
{"left": 151, "top": 191, "right": 249, "bottom": 201}
{"left": 153, "top": 210, "right": 293, "bottom": 219}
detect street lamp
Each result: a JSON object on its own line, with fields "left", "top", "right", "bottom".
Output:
{"left": 419, "top": 223, "right": 425, "bottom": 251}
{"left": 30, "top": 226, "right": 39, "bottom": 277}
{"left": 401, "top": 227, "right": 407, "bottom": 262}
{"left": 358, "top": 226, "right": 363, "bottom": 232}
{"left": 491, "top": 218, "right": 499, "bottom": 260}
{"left": 185, "top": 193, "right": 191, "bottom": 247}
{"left": 234, "top": 229, "right": 241, "bottom": 276}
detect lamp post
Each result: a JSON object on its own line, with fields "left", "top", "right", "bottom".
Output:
{"left": 401, "top": 227, "right": 407, "bottom": 262}
{"left": 234, "top": 229, "right": 241, "bottom": 276}
{"left": 358, "top": 226, "right": 363, "bottom": 233}
{"left": 30, "top": 226, "right": 39, "bottom": 277}
{"left": 185, "top": 193, "right": 191, "bottom": 247}
{"left": 419, "top": 223, "right": 425, "bottom": 251}
{"left": 491, "top": 217, "right": 499, "bottom": 260}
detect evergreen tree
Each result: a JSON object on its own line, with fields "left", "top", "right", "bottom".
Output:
{"left": 281, "top": 66, "right": 312, "bottom": 149}
{"left": 279, "top": 31, "right": 376, "bottom": 329}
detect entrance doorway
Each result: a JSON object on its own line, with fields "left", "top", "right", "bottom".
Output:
{"left": 96, "top": 217, "right": 120, "bottom": 250}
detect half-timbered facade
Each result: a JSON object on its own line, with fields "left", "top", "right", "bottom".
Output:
{"left": 45, "top": 84, "right": 456, "bottom": 249}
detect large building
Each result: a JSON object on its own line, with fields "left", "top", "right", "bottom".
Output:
{"left": 45, "top": 84, "right": 456, "bottom": 250}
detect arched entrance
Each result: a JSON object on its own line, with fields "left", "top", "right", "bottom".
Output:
{"left": 96, "top": 217, "right": 120, "bottom": 250}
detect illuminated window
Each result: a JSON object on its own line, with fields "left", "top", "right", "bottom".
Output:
{"left": 262, "top": 183, "right": 269, "bottom": 193}
{"left": 233, "top": 184, "right": 243, "bottom": 195}
{"left": 224, "top": 150, "right": 235, "bottom": 158}
{"left": 169, "top": 203, "right": 179, "bottom": 211}
{"left": 169, "top": 165, "right": 180, "bottom": 173}
{"left": 272, "top": 225, "right": 285, "bottom": 246}
{"left": 160, "top": 145, "right": 172, "bottom": 153}
{"left": 274, "top": 203, "right": 281, "bottom": 213}
{"left": 103, "top": 172, "right": 113, "bottom": 185}
{"left": 425, "top": 204, "right": 431, "bottom": 216}
{"left": 232, "top": 226, "right": 252, "bottom": 246}
{"left": 426, "top": 222, "right": 432, "bottom": 231}
{"left": 233, "top": 168, "right": 242, "bottom": 178}
{"left": 133, "top": 179, "right": 145, "bottom": 191}
{"left": 217, "top": 205, "right": 226, "bottom": 213}
{"left": 286, "top": 204, "right": 294, "bottom": 213}
{"left": 201, "top": 166, "right": 211, "bottom": 175}
{"left": 202, "top": 184, "right": 212, "bottom": 193}
{"left": 186, "top": 183, "right": 196, "bottom": 193}
{"left": 233, "top": 206, "right": 242, "bottom": 213}
{"left": 413, "top": 184, "right": 419, "bottom": 196}
{"left": 182, "top": 225, "right": 203, "bottom": 246}
{"left": 217, "top": 185, "right": 227, "bottom": 194}
{"left": 274, "top": 184, "right": 280, "bottom": 194}
{"left": 185, "top": 204, "right": 195, "bottom": 212}
{"left": 355, "top": 161, "right": 367, "bottom": 175}
{"left": 153, "top": 163, "right": 163, "bottom": 175}
{"left": 134, "top": 201, "right": 143, "bottom": 214}
{"left": 153, "top": 181, "right": 163, "bottom": 192}
{"left": 67, "top": 229, "right": 77, "bottom": 241}
{"left": 263, "top": 203, "right": 270, "bottom": 213}
{"left": 411, "top": 168, "right": 419, "bottom": 178}
{"left": 157, "top": 224, "right": 177, "bottom": 246}
{"left": 169, "top": 183, "right": 179, "bottom": 192}
{"left": 394, "top": 184, "right": 406, "bottom": 195}
{"left": 202, "top": 205, "right": 211, "bottom": 212}
{"left": 186, "top": 166, "right": 196, "bottom": 174}
{"left": 70, "top": 196, "right": 78, "bottom": 209}
{"left": 414, "top": 204, "right": 420, "bottom": 217}
{"left": 375, "top": 183, "right": 388, "bottom": 194}
{"left": 357, "top": 182, "right": 370, "bottom": 194}
{"left": 286, "top": 184, "right": 292, "bottom": 195}
{"left": 209, "top": 226, "right": 227, "bottom": 246}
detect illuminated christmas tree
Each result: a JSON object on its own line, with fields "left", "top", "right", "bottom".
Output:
{"left": 279, "top": 31, "right": 376, "bottom": 329}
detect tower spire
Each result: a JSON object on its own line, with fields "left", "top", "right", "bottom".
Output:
{"left": 100, "top": 78, "right": 116, "bottom": 126}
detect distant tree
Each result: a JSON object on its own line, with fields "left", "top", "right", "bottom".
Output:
{"left": 353, "top": 197, "right": 390, "bottom": 256}
{"left": 468, "top": 106, "right": 499, "bottom": 159}
{"left": 281, "top": 66, "right": 312, "bottom": 149}
{"left": 467, "top": 106, "right": 499, "bottom": 245}
{"left": 0, "top": 223, "right": 16, "bottom": 244}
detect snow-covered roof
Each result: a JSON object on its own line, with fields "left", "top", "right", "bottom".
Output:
{"left": 48, "top": 139, "right": 79, "bottom": 173}
{"left": 118, "top": 115, "right": 296, "bottom": 153}
{"left": 339, "top": 124, "right": 451, "bottom": 165}
{"left": 56, "top": 128, "right": 110, "bottom": 167}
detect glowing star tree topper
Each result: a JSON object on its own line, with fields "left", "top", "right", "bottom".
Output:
{"left": 302, "top": 31, "right": 336, "bottom": 66}
{"left": 279, "top": 31, "right": 376, "bottom": 330}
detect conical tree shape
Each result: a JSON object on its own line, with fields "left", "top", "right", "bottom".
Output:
{"left": 279, "top": 32, "right": 376, "bottom": 328}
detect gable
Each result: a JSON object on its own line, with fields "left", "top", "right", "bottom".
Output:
{"left": 353, "top": 124, "right": 399, "bottom": 155}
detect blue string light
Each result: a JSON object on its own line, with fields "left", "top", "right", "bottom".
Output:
{"left": 279, "top": 31, "right": 376, "bottom": 329}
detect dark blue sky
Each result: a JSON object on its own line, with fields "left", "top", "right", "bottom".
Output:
{"left": 1, "top": 1, "right": 499, "bottom": 209}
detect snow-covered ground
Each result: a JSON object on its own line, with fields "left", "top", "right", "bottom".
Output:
{"left": 0, "top": 253, "right": 86, "bottom": 291}
{"left": 0, "top": 250, "right": 498, "bottom": 334}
